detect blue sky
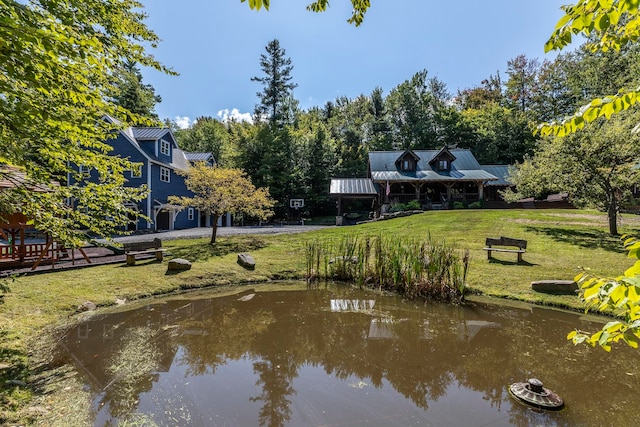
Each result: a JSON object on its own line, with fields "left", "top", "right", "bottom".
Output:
{"left": 140, "top": 1, "right": 574, "bottom": 128}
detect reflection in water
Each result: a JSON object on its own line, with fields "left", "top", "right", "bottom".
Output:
{"left": 56, "top": 285, "right": 640, "bottom": 426}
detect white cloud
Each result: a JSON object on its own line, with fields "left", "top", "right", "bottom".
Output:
{"left": 217, "top": 108, "right": 253, "bottom": 124}
{"left": 174, "top": 116, "right": 192, "bottom": 129}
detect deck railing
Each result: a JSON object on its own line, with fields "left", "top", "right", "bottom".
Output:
{"left": 0, "top": 243, "right": 66, "bottom": 261}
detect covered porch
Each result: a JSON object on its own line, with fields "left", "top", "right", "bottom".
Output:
{"left": 381, "top": 179, "right": 489, "bottom": 209}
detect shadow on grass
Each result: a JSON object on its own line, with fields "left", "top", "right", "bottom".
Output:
{"left": 0, "top": 330, "right": 29, "bottom": 395}
{"left": 169, "top": 236, "right": 268, "bottom": 262}
{"left": 524, "top": 225, "right": 629, "bottom": 253}
{"left": 487, "top": 258, "right": 537, "bottom": 267}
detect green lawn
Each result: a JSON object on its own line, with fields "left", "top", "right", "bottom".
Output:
{"left": 1, "top": 208, "right": 638, "bottom": 424}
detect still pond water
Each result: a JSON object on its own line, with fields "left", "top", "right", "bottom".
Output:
{"left": 58, "top": 283, "right": 639, "bottom": 426}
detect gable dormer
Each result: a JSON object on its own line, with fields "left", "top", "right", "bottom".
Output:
{"left": 132, "top": 127, "right": 175, "bottom": 161}
{"left": 429, "top": 147, "right": 456, "bottom": 172}
{"left": 395, "top": 149, "right": 421, "bottom": 172}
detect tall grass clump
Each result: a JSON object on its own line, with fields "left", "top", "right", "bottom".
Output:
{"left": 305, "top": 234, "right": 468, "bottom": 303}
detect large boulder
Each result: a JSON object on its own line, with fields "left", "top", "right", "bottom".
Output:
{"left": 531, "top": 280, "right": 578, "bottom": 295}
{"left": 237, "top": 253, "right": 255, "bottom": 270}
{"left": 168, "top": 258, "right": 192, "bottom": 271}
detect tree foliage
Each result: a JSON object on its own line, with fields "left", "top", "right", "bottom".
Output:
{"left": 168, "top": 163, "right": 274, "bottom": 244}
{"left": 241, "top": 0, "right": 371, "bottom": 26}
{"left": 0, "top": 0, "right": 170, "bottom": 245}
{"left": 252, "top": 39, "right": 298, "bottom": 126}
{"left": 569, "top": 234, "right": 640, "bottom": 351}
{"left": 504, "top": 110, "right": 640, "bottom": 235}
{"left": 540, "top": 0, "right": 640, "bottom": 135}
{"left": 174, "top": 117, "right": 237, "bottom": 167}
{"left": 108, "top": 61, "right": 162, "bottom": 122}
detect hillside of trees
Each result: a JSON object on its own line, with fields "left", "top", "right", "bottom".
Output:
{"left": 165, "top": 37, "right": 639, "bottom": 218}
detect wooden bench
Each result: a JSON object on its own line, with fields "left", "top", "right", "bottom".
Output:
{"left": 483, "top": 236, "right": 527, "bottom": 262}
{"left": 123, "top": 238, "right": 165, "bottom": 266}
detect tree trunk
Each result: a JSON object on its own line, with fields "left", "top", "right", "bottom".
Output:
{"left": 608, "top": 190, "right": 618, "bottom": 236}
{"left": 210, "top": 213, "right": 220, "bottom": 244}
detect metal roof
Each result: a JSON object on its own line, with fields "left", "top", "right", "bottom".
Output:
{"left": 132, "top": 127, "right": 171, "bottom": 140}
{"left": 185, "top": 152, "right": 215, "bottom": 163}
{"left": 369, "top": 149, "right": 498, "bottom": 183}
{"left": 481, "top": 165, "right": 512, "bottom": 186}
{"left": 330, "top": 178, "right": 378, "bottom": 195}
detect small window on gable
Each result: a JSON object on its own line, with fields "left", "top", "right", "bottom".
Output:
{"left": 401, "top": 158, "right": 416, "bottom": 171}
{"left": 437, "top": 160, "right": 449, "bottom": 171}
{"left": 160, "top": 167, "right": 170, "bottom": 183}
{"left": 160, "top": 139, "right": 170, "bottom": 156}
{"left": 188, "top": 208, "right": 194, "bottom": 221}
{"left": 79, "top": 165, "right": 90, "bottom": 176}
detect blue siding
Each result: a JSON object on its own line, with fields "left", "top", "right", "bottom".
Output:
{"left": 73, "top": 126, "right": 206, "bottom": 231}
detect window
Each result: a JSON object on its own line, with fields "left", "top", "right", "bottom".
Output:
{"left": 160, "top": 167, "right": 170, "bottom": 182}
{"left": 130, "top": 165, "right": 142, "bottom": 178}
{"left": 188, "top": 208, "right": 194, "bottom": 221}
{"left": 160, "top": 139, "right": 170, "bottom": 156}
{"left": 403, "top": 160, "right": 410, "bottom": 170}
{"left": 437, "top": 160, "right": 449, "bottom": 171}
{"left": 79, "top": 165, "right": 90, "bottom": 176}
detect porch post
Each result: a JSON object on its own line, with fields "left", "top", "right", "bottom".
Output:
{"left": 413, "top": 183, "right": 423, "bottom": 204}
{"left": 446, "top": 183, "right": 453, "bottom": 208}
{"left": 478, "top": 182, "right": 484, "bottom": 202}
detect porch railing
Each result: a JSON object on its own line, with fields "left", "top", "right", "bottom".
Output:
{"left": 0, "top": 243, "right": 67, "bottom": 261}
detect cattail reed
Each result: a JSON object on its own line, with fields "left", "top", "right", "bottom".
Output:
{"left": 305, "top": 235, "right": 468, "bottom": 303}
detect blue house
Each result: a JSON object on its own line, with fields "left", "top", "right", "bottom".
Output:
{"left": 72, "top": 116, "right": 217, "bottom": 231}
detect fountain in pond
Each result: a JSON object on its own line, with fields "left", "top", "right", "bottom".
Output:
{"left": 509, "top": 378, "right": 564, "bottom": 411}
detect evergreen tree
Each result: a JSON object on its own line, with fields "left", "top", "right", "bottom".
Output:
{"left": 109, "top": 61, "right": 162, "bottom": 122}
{"left": 251, "top": 39, "right": 298, "bottom": 126}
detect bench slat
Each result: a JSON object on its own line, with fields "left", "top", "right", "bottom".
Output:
{"left": 484, "top": 236, "right": 527, "bottom": 262}
{"left": 482, "top": 248, "right": 525, "bottom": 253}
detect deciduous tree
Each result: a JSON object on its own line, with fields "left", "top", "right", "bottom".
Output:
{"left": 168, "top": 164, "right": 274, "bottom": 244}
{"left": 540, "top": 1, "right": 640, "bottom": 135}
{"left": 0, "top": 0, "right": 171, "bottom": 245}
{"left": 504, "top": 110, "right": 640, "bottom": 236}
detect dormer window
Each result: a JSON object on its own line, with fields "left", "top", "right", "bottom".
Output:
{"left": 396, "top": 150, "right": 419, "bottom": 172}
{"left": 429, "top": 147, "right": 456, "bottom": 172}
{"left": 160, "top": 139, "right": 170, "bottom": 156}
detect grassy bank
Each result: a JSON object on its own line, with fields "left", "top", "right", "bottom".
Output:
{"left": 1, "top": 209, "right": 639, "bottom": 424}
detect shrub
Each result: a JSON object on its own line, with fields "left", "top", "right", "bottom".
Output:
{"left": 405, "top": 200, "right": 422, "bottom": 210}
{"left": 468, "top": 201, "right": 483, "bottom": 209}
{"left": 453, "top": 201, "right": 465, "bottom": 209}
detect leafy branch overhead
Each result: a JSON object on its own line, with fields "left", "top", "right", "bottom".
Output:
{"left": 539, "top": 0, "right": 640, "bottom": 135}
{"left": 0, "top": 0, "right": 173, "bottom": 244}
{"left": 569, "top": 234, "right": 640, "bottom": 351}
{"left": 241, "top": 0, "right": 371, "bottom": 26}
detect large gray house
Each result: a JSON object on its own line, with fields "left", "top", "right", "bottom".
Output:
{"left": 330, "top": 147, "right": 512, "bottom": 215}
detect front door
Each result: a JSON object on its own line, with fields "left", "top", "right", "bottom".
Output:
{"left": 156, "top": 211, "right": 170, "bottom": 230}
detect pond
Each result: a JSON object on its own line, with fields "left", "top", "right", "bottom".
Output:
{"left": 57, "top": 282, "right": 639, "bottom": 426}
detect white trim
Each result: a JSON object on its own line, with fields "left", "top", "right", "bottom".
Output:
{"left": 160, "top": 139, "right": 170, "bottom": 156}
{"left": 160, "top": 167, "right": 170, "bottom": 183}
{"left": 146, "top": 160, "right": 152, "bottom": 228}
